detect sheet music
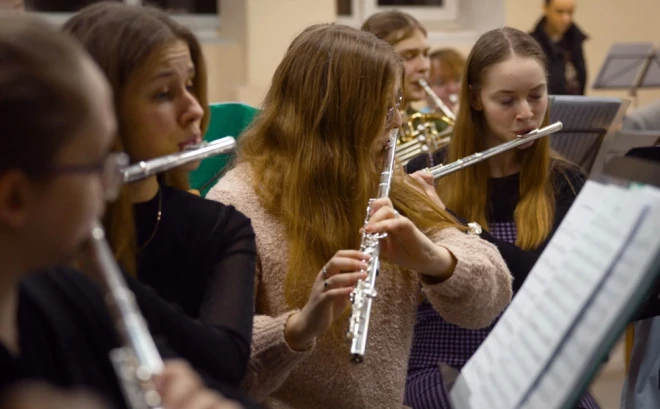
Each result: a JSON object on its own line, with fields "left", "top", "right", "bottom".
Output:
{"left": 451, "top": 181, "right": 657, "bottom": 409}
{"left": 455, "top": 182, "right": 608, "bottom": 402}
{"left": 524, "top": 187, "right": 660, "bottom": 408}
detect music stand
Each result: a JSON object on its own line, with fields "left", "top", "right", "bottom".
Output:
{"left": 591, "top": 129, "right": 660, "bottom": 176}
{"left": 592, "top": 43, "right": 660, "bottom": 107}
{"left": 548, "top": 95, "right": 630, "bottom": 174}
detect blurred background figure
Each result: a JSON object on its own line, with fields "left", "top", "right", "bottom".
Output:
{"left": 421, "top": 48, "right": 465, "bottom": 115}
{"left": 622, "top": 99, "right": 660, "bottom": 131}
{"left": 530, "top": 0, "right": 588, "bottom": 95}
{"left": 0, "top": 0, "right": 24, "bottom": 11}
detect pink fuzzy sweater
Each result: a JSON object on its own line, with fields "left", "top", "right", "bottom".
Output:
{"left": 206, "top": 163, "right": 512, "bottom": 409}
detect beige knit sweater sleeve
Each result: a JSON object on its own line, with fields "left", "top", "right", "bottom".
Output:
{"left": 421, "top": 227, "right": 513, "bottom": 329}
{"left": 206, "top": 175, "right": 315, "bottom": 401}
{"left": 243, "top": 297, "right": 314, "bottom": 401}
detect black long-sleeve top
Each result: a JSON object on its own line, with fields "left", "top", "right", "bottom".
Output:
{"left": 0, "top": 267, "right": 261, "bottom": 409}
{"left": 133, "top": 182, "right": 256, "bottom": 385}
{"left": 406, "top": 149, "right": 585, "bottom": 292}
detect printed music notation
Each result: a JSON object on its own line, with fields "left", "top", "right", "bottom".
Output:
{"left": 451, "top": 181, "right": 660, "bottom": 409}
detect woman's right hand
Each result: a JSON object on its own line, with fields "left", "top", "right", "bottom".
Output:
{"left": 284, "top": 250, "right": 370, "bottom": 351}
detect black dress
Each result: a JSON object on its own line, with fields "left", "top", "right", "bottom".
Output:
{"left": 133, "top": 182, "right": 256, "bottom": 386}
{"left": 0, "top": 267, "right": 261, "bottom": 409}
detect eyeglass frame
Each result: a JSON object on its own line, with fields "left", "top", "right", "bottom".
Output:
{"left": 386, "top": 88, "right": 404, "bottom": 126}
{"left": 50, "top": 152, "right": 129, "bottom": 202}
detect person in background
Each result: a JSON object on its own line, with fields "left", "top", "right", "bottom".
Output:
{"left": 362, "top": 10, "right": 451, "bottom": 138}
{"left": 0, "top": 0, "right": 23, "bottom": 10}
{"left": 422, "top": 48, "right": 465, "bottom": 116}
{"left": 530, "top": 0, "right": 588, "bottom": 95}
{"left": 622, "top": 99, "right": 660, "bottom": 131}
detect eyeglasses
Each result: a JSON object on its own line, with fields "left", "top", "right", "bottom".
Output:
{"left": 51, "top": 152, "right": 129, "bottom": 201}
{"left": 386, "top": 88, "right": 404, "bottom": 126}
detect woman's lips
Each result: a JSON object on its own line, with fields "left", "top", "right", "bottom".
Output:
{"left": 178, "top": 135, "right": 202, "bottom": 150}
{"left": 514, "top": 127, "right": 536, "bottom": 136}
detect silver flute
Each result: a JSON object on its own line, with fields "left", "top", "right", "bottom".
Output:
{"left": 418, "top": 78, "right": 456, "bottom": 122}
{"left": 123, "top": 136, "right": 236, "bottom": 183}
{"left": 346, "top": 128, "right": 399, "bottom": 363}
{"left": 89, "top": 222, "right": 165, "bottom": 409}
{"left": 429, "top": 121, "right": 563, "bottom": 180}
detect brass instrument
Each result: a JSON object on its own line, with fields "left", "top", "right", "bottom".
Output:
{"left": 395, "top": 80, "right": 456, "bottom": 166}
{"left": 347, "top": 128, "right": 399, "bottom": 364}
{"left": 397, "top": 112, "right": 452, "bottom": 165}
{"left": 123, "top": 137, "right": 236, "bottom": 183}
{"left": 428, "top": 121, "right": 564, "bottom": 180}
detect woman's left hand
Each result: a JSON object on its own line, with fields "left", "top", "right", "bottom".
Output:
{"left": 408, "top": 171, "right": 446, "bottom": 210}
{"left": 364, "top": 198, "right": 456, "bottom": 281}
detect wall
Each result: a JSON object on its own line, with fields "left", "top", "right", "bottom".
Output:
{"left": 201, "top": 0, "right": 335, "bottom": 105}
{"left": 202, "top": 0, "right": 660, "bottom": 109}
{"left": 504, "top": 0, "right": 660, "bottom": 108}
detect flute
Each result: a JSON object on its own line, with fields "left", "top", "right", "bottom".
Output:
{"left": 123, "top": 137, "right": 236, "bottom": 183}
{"left": 346, "top": 128, "right": 399, "bottom": 363}
{"left": 90, "top": 222, "right": 164, "bottom": 409}
{"left": 428, "top": 121, "right": 563, "bottom": 180}
{"left": 418, "top": 78, "right": 456, "bottom": 123}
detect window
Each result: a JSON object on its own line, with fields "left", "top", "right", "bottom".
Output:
{"left": 336, "top": 0, "right": 457, "bottom": 27}
{"left": 337, "top": 0, "right": 504, "bottom": 45}
{"left": 25, "top": 0, "right": 217, "bottom": 14}
{"left": 25, "top": 0, "right": 220, "bottom": 38}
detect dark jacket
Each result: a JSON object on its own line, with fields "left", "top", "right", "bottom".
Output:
{"left": 530, "top": 17, "right": 588, "bottom": 95}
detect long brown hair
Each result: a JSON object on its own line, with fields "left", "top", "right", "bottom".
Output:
{"left": 236, "top": 24, "right": 461, "bottom": 313}
{"left": 361, "top": 10, "right": 426, "bottom": 46}
{"left": 438, "top": 27, "right": 563, "bottom": 250}
{"left": 63, "top": 3, "right": 210, "bottom": 275}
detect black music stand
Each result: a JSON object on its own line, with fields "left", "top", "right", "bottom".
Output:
{"left": 592, "top": 129, "right": 660, "bottom": 175}
{"left": 592, "top": 43, "right": 660, "bottom": 107}
{"left": 548, "top": 95, "right": 630, "bottom": 174}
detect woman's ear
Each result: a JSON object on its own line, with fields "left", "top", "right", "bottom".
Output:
{"left": 0, "top": 170, "right": 31, "bottom": 229}
{"left": 470, "top": 89, "right": 483, "bottom": 111}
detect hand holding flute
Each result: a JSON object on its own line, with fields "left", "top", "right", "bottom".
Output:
{"left": 77, "top": 225, "right": 246, "bottom": 409}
